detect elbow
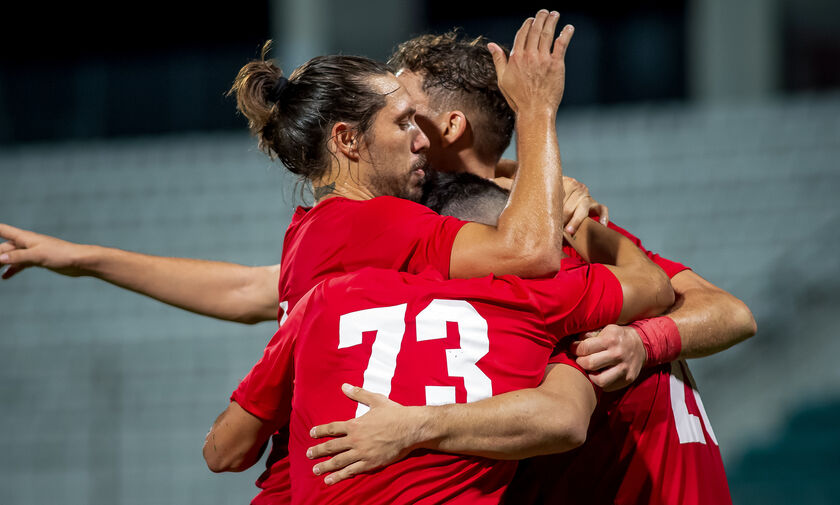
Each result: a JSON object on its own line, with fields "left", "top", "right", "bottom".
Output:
{"left": 543, "top": 411, "right": 589, "bottom": 454}
{"left": 517, "top": 244, "right": 565, "bottom": 278}
{"left": 648, "top": 268, "right": 675, "bottom": 316}
{"left": 203, "top": 434, "right": 247, "bottom": 473}
{"left": 733, "top": 298, "right": 757, "bottom": 341}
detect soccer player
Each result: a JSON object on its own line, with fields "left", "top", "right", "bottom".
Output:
{"left": 204, "top": 199, "right": 677, "bottom": 503}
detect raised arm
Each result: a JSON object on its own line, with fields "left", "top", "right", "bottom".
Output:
{"left": 0, "top": 223, "right": 279, "bottom": 324}
{"left": 307, "top": 362, "right": 596, "bottom": 484}
{"left": 449, "top": 11, "right": 571, "bottom": 279}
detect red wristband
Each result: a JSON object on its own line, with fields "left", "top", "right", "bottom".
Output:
{"left": 629, "top": 317, "right": 682, "bottom": 367}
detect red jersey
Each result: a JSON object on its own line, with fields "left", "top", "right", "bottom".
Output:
{"left": 233, "top": 265, "right": 624, "bottom": 504}
{"left": 277, "top": 196, "right": 467, "bottom": 320}
{"left": 505, "top": 220, "right": 731, "bottom": 505}
{"left": 261, "top": 196, "right": 467, "bottom": 503}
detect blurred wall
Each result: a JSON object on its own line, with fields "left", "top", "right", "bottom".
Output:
{"left": 1, "top": 91, "right": 839, "bottom": 504}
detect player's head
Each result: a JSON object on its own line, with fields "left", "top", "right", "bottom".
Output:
{"left": 388, "top": 31, "right": 515, "bottom": 177}
{"left": 230, "top": 42, "right": 430, "bottom": 202}
{"left": 421, "top": 171, "right": 509, "bottom": 226}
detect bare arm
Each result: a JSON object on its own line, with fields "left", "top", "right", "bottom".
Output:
{"left": 307, "top": 364, "right": 596, "bottom": 484}
{"left": 449, "top": 12, "right": 572, "bottom": 279}
{"left": 203, "top": 401, "right": 278, "bottom": 473}
{"left": 574, "top": 269, "right": 757, "bottom": 390}
{"left": 0, "top": 223, "right": 279, "bottom": 324}
{"left": 565, "top": 219, "right": 675, "bottom": 323}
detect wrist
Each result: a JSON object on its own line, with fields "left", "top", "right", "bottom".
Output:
{"left": 72, "top": 244, "right": 105, "bottom": 275}
{"left": 410, "top": 405, "right": 445, "bottom": 451}
{"left": 629, "top": 316, "right": 682, "bottom": 367}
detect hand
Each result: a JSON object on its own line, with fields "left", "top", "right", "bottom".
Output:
{"left": 563, "top": 177, "right": 609, "bottom": 234}
{"left": 0, "top": 224, "right": 87, "bottom": 279}
{"left": 307, "top": 384, "right": 424, "bottom": 485}
{"left": 571, "top": 324, "right": 646, "bottom": 391}
{"left": 488, "top": 10, "right": 573, "bottom": 114}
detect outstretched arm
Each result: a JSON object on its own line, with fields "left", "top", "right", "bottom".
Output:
{"left": 0, "top": 223, "right": 280, "bottom": 324}
{"left": 307, "top": 363, "right": 596, "bottom": 485}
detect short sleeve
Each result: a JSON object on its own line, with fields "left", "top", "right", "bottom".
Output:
{"left": 606, "top": 221, "right": 691, "bottom": 278}
{"left": 231, "top": 299, "right": 304, "bottom": 424}
{"left": 527, "top": 262, "right": 624, "bottom": 343}
{"left": 367, "top": 197, "right": 467, "bottom": 279}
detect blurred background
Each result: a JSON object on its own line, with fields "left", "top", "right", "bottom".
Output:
{"left": 1, "top": 0, "right": 838, "bottom": 503}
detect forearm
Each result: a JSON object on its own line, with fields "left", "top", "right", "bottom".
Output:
{"left": 204, "top": 401, "right": 276, "bottom": 472}
{"left": 77, "top": 245, "right": 279, "bottom": 324}
{"left": 568, "top": 219, "right": 674, "bottom": 321}
{"left": 495, "top": 111, "right": 566, "bottom": 274}
{"left": 413, "top": 366, "right": 593, "bottom": 460}
{"left": 666, "top": 272, "right": 757, "bottom": 359}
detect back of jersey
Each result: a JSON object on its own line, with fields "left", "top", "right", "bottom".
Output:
{"left": 506, "top": 360, "right": 731, "bottom": 505}
{"left": 288, "top": 268, "right": 564, "bottom": 505}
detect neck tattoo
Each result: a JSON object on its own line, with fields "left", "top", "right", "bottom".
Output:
{"left": 313, "top": 182, "right": 336, "bottom": 200}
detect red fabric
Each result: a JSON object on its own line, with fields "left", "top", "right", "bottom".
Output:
{"left": 234, "top": 266, "right": 623, "bottom": 504}
{"left": 504, "top": 360, "right": 731, "bottom": 505}
{"left": 631, "top": 316, "right": 682, "bottom": 367}
{"left": 561, "top": 219, "right": 691, "bottom": 279}
{"left": 277, "top": 196, "right": 467, "bottom": 319}
{"left": 510, "top": 222, "right": 729, "bottom": 505}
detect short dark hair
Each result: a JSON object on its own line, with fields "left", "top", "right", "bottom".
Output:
{"left": 421, "top": 171, "right": 509, "bottom": 225}
{"left": 388, "top": 31, "right": 515, "bottom": 164}
{"left": 229, "top": 42, "right": 392, "bottom": 181}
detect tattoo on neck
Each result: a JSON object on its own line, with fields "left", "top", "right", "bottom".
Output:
{"left": 314, "top": 183, "right": 336, "bottom": 200}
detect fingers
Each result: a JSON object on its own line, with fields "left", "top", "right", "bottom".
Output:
{"left": 0, "top": 223, "right": 24, "bottom": 242}
{"left": 323, "top": 460, "right": 370, "bottom": 486}
{"left": 1, "top": 264, "right": 27, "bottom": 280}
{"left": 576, "top": 349, "right": 619, "bottom": 372}
{"left": 0, "top": 249, "right": 33, "bottom": 266}
{"left": 341, "top": 383, "right": 386, "bottom": 408}
{"left": 599, "top": 205, "right": 610, "bottom": 225}
{"left": 539, "top": 11, "right": 561, "bottom": 53}
{"left": 307, "top": 437, "right": 353, "bottom": 460}
{"left": 0, "top": 240, "right": 17, "bottom": 254}
{"left": 310, "top": 421, "right": 348, "bottom": 439}
{"left": 312, "top": 449, "right": 358, "bottom": 476}
{"left": 565, "top": 201, "right": 590, "bottom": 235}
{"left": 512, "top": 17, "right": 535, "bottom": 54}
{"left": 588, "top": 366, "right": 629, "bottom": 391}
{"left": 552, "top": 24, "right": 575, "bottom": 60}
{"left": 525, "top": 10, "right": 550, "bottom": 52}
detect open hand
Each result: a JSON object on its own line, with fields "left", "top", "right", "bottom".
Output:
{"left": 0, "top": 224, "right": 86, "bottom": 279}
{"left": 307, "top": 384, "right": 423, "bottom": 485}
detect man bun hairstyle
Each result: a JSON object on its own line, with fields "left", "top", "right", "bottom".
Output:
{"left": 388, "top": 31, "right": 515, "bottom": 164}
{"left": 229, "top": 42, "right": 393, "bottom": 181}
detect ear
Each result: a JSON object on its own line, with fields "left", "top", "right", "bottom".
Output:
{"left": 330, "top": 122, "right": 360, "bottom": 161}
{"left": 441, "top": 110, "right": 469, "bottom": 147}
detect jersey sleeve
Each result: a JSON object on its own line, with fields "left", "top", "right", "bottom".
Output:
{"left": 363, "top": 197, "right": 467, "bottom": 279}
{"left": 606, "top": 221, "right": 690, "bottom": 278}
{"left": 231, "top": 301, "right": 303, "bottom": 424}
{"left": 528, "top": 262, "right": 624, "bottom": 344}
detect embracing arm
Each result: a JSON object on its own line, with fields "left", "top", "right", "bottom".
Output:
{"left": 566, "top": 219, "right": 674, "bottom": 322}
{"left": 307, "top": 363, "right": 595, "bottom": 484}
{"left": 665, "top": 269, "right": 756, "bottom": 358}
{"left": 449, "top": 12, "right": 572, "bottom": 279}
{"left": 203, "top": 401, "right": 278, "bottom": 472}
{"left": 574, "top": 269, "right": 756, "bottom": 390}
{"left": 0, "top": 224, "right": 280, "bottom": 324}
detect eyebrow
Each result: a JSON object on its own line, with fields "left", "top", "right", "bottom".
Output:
{"left": 396, "top": 106, "right": 416, "bottom": 122}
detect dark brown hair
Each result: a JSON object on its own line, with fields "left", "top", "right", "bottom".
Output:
{"left": 388, "top": 31, "right": 514, "bottom": 164}
{"left": 229, "top": 42, "right": 392, "bottom": 181}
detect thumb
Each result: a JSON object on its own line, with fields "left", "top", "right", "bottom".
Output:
{"left": 341, "top": 383, "right": 385, "bottom": 407}
{"left": 0, "top": 249, "right": 34, "bottom": 266}
{"left": 487, "top": 43, "right": 507, "bottom": 78}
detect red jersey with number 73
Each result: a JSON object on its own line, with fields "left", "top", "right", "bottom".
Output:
{"left": 233, "top": 265, "right": 623, "bottom": 504}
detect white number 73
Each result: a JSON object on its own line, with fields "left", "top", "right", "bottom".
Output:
{"left": 338, "top": 300, "right": 493, "bottom": 417}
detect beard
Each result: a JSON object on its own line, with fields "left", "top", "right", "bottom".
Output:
{"left": 367, "top": 152, "right": 429, "bottom": 203}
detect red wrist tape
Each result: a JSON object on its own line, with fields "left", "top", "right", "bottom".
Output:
{"left": 629, "top": 317, "right": 682, "bottom": 367}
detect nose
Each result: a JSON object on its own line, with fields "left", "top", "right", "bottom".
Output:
{"left": 413, "top": 127, "right": 430, "bottom": 153}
